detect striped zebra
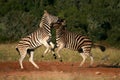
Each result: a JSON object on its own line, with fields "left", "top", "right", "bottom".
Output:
{"left": 52, "top": 20, "right": 106, "bottom": 67}
{"left": 16, "top": 10, "right": 59, "bottom": 69}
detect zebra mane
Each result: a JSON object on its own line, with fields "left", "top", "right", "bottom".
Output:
{"left": 39, "top": 10, "right": 58, "bottom": 28}
{"left": 39, "top": 11, "right": 49, "bottom": 28}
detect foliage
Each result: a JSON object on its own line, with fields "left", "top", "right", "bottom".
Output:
{"left": 0, "top": 0, "right": 120, "bottom": 48}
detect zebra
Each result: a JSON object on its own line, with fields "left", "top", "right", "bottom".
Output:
{"left": 16, "top": 10, "right": 59, "bottom": 69}
{"left": 52, "top": 19, "right": 106, "bottom": 67}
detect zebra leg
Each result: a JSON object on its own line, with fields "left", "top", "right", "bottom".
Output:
{"left": 19, "top": 50, "right": 27, "bottom": 69}
{"left": 56, "top": 45, "right": 64, "bottom": 62}
{"left": 79, "top": 53, "right": 87, "bottom": 67}
{"left": 49, "top": 42, "right": 57, "bottom": 59}
{"left": 41, "top": 46, "right": 50, "bottom": 57}
{"left": 42, "top": 41, "right": 51, "bottom": 57}
{"left": 89, "top": 55, "right": 94, "bottom": 67}
{"left": 49, "top": 42, "right": 55, "bottom": 49}
{"left": 29, "top": 51, "right": 39, "bottom": 69}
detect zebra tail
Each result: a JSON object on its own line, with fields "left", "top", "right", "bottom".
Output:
{"left": 93, "top": 43, "right": 106, "bottom": 52}
{"left": 16, "top": 47, "right": 20, "bottom": 55}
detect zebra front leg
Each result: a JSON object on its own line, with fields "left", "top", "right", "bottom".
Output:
{"left": 29, "top": 51, "right": 39, "bottom": 69}
{"left": 50, "top": 48, "right": 57, "bottom": 59}
{"left": 49, "top": 42, "right": 57, "bottom": 59}
{"left": 41, "top": 47, "right": 49, "bottom": 57}
{"left": 56, "top": 51, "right": 62, "bottom": 62}
{"left": 41, "top": 41, "right": 51, "bottom": 57}
{"left": 56, "top": 45, "right": 64, "bottom": 62}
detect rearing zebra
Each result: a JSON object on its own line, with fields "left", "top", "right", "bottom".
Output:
{"left": 52, "top": 20, "right": 106, "bottom": 67}
{"left": 16, "top": 10, "right": 59, "bottom": 69}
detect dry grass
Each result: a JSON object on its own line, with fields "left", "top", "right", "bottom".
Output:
{"left": 0, "top": 43, "right": 120, "bottom": 66}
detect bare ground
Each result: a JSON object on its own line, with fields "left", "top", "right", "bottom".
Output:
{"left": 0, "top": 61, "right": 120, "bottom": 79}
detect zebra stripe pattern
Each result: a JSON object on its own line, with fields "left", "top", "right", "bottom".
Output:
{"left": 16, "top": 10, "right": 59, "bottom": 69}
{"left": 53, "top": 20, "right": 105, "bottom": 67}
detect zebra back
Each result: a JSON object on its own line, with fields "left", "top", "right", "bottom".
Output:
{"left": 53, "top": 20, "right": 92, "bottom": 51}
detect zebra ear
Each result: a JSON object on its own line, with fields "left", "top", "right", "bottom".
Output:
{"left": 57, "top": 18, "right": 65, "bottom": 23}
{"left": 62, "top": 19, "right": 66, "bottom": 25}
{"left": 44, "top": 10, "right": 47, "bottom": 13}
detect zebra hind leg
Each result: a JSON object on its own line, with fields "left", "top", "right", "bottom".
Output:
{"left": 89, "top": 54, "right": 94, "bottom": 67}
{"left": 19, "top": 49, "right": 27, "bottom": 69}
{"left": 29, "top": 50, "right": 39, "bottom": 69}
{"left": 78, "top": 48, "right": 87, "bottom": 67}
{"left": 79, "top": 53, "right": 87, "bottom": 67}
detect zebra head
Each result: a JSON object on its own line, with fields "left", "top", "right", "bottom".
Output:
{"left": 41, "top": 10, "right": 61, "bottom": 27}
{"left": 52, "top": 19, "right": 66, "bottom": 29}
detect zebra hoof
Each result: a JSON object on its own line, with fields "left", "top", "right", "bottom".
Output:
{"left": 88, "top": 65, "right": 92, "bottom": 68}
{"left": 53, "top": 54, "right": 57, "bottom": 59}
{"left": 60, "top": 59, "right": 63, "bottom": 62}
{"left": 54, "top": 56, "right": 57, "bottom": 59}
{"left": 41, "top": 55, "right": 44, "bottom": 58}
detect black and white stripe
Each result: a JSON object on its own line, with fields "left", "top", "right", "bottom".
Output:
{"left": 53, "top": 20, "right": 105, "bottom": 67}
{"left": 16, "top": 10, "right": 59, "bottom": 69}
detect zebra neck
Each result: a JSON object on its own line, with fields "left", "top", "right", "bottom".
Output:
{"left": 39, "top": 19, "right": 51, "bottom": 37}
{"left": 56, "top": 29, "right": 65, "bottom": 38}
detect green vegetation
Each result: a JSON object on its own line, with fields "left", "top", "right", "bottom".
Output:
{"left": 0, "top": 0, "right": 120, "bottom": 48}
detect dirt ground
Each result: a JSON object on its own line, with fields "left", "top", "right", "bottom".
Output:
{"left": 0, "top": 61, "right": 120, "bottom": 79}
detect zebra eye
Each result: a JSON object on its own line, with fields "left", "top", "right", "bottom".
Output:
{"left": 57, "top": 19, "right": 61, "bottom": 23}
{"left": 57, "top": 18, "right": 65, "bottom": 23}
